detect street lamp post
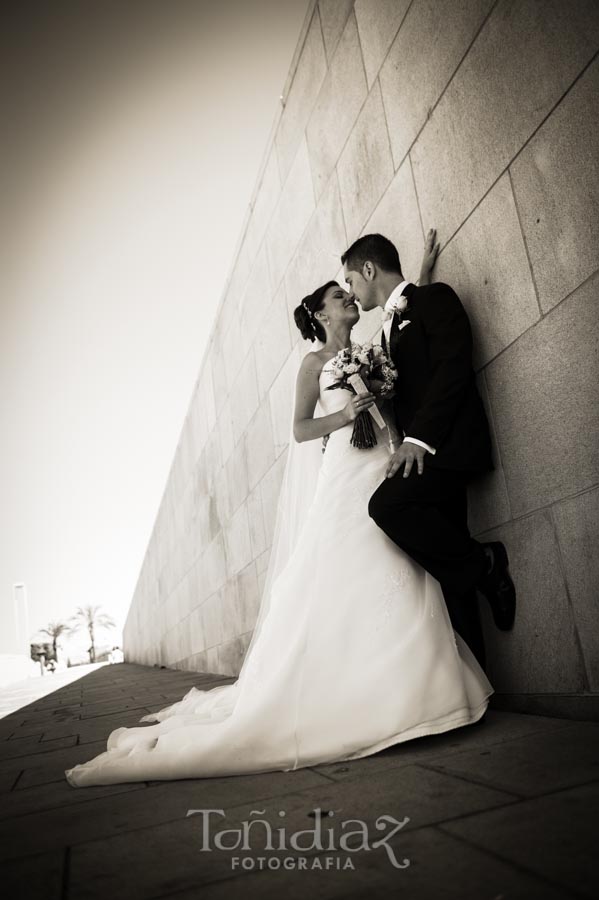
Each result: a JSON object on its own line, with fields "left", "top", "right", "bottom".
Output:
{"left": 12, "top": 583, "right": 30, "bottom": 658}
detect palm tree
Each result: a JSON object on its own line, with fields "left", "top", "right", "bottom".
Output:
{"left": 69, "top": 605, "right": 116, "bottom": 663}
{"left": 38, "top": 620, "right": 71, "bottom": 661}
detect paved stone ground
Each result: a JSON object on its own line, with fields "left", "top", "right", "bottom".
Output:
{"left": 0, "top": 663, "right": 108, "bottom": 719}
{"left": 0, "top": 662, "right": 597, "bottom": 900}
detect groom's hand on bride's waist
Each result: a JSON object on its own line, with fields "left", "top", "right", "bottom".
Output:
{"left": 386, "top": 441, "right": 428, "bottom": 479}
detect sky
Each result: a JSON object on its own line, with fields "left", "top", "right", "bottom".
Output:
{"left": 0, "top": 0, "right": 310, "bottom": 661}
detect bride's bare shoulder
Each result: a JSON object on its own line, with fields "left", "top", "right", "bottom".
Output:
{"left": 298, "top": 350, "right": 327, "bottom": 378}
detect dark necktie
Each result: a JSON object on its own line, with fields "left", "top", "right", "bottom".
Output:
{"left": 390, "top": 309, "right": 402, "bottom": 361}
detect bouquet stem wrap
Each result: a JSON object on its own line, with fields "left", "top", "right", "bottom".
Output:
{"left": 347, "top": 373, "right": 385, "bottom": 448}
{"left": 351, "top": 410, "right": 378, "bottom": 448}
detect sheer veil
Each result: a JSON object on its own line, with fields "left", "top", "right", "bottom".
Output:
{"left": 139, "top": 337, "right": 327, "bottom": 724}
{"left": 236, "top": 337, "right": 326, "bottom": 684}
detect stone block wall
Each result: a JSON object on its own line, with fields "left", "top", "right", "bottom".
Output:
{"left": 124, "top": 0, "right": 599, "bottom": 703}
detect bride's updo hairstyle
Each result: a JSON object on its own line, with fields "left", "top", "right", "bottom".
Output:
{"left": 293, "top": 280, "right": 338, "bottom": 343}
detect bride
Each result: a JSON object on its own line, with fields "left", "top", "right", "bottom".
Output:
{"left": 65, "top": 235, "right": 493, "bottom": 787}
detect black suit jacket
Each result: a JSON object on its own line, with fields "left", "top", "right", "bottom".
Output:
{"left": 381, "top": 281, "right": 493, "bottom": 474}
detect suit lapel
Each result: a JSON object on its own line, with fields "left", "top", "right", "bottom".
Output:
{"left": 390, "top": 282, "right": 416, "bottom": 359}
{"left": 390, "top": 312, "right": 401, "bottom": 360}
{"left": 381, "top": 324, "right": 388, "bottom": 355}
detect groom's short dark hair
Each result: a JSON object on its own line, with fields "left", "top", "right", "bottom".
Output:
{"left": 341, "top": 233, "right": 402, "bottom": 276}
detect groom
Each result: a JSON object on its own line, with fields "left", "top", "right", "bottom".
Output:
{"left": 341, "top": 233, "right": 516, "bottom": 671}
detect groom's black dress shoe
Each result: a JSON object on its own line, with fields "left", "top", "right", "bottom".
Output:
{"left": 476, "top": 541, "right": 516, "bottom": 630}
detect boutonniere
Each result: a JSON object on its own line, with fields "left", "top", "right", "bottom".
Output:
{"left": 381, "top": 294, "right": 409, "bottom": 322}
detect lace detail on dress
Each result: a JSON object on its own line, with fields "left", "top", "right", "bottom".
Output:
{"left": 372, "top": 568, "right": 415, "bottom": 632}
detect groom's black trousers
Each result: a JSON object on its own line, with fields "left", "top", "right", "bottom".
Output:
{"left": 369, "top": 465, "right": 487, "bottom": 670}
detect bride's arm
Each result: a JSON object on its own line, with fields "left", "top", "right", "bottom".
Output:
{"left": 293, "top": 353, "right": 375, "bottom": 443}
{"left": 417, "top": 227, "right": 440, "bottom": 286}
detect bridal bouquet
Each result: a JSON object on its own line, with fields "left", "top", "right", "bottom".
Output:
{"left": 326, "top": 342, "right": 397, "bottom": 448}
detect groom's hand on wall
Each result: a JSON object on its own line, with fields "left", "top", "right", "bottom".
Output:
{"left": 386, "top": 442, "right": 427, "bottom": 479}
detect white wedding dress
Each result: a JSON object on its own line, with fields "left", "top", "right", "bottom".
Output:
{"left": 65, "top": 360, "right": 493, "bottom": 787}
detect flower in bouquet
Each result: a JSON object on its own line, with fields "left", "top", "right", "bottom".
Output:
{"left": 370, "top": 355, "right": 398, "bottom": 400}
{"left": 356, "top": 342, "right": 372, "bottom": 366}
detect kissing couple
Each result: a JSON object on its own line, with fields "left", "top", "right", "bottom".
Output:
{"left": 66, "top": 230, "right": 517, "bottom": 787}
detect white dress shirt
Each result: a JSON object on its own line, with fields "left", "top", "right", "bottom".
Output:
{"left": 382, "top": 281, "right": 436, "bottom": 456}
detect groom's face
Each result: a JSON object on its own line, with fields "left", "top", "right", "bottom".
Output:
{"left": 343, "top": 263, "right": 376, "bottom": 312}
